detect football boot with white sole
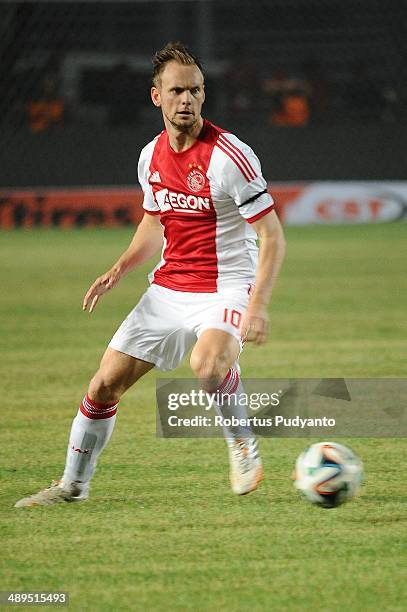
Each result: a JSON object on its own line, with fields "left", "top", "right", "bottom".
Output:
{"left": 15, "top": 480, "right": 88, "bottom": 507}
{"left": 228, "top": 437, "right": 263, "bottom": 495}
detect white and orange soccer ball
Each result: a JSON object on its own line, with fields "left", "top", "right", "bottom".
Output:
{"left": 294, "top": 442, "right": 363, "bottom": 508}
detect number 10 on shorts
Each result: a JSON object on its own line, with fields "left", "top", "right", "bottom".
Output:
{"left": 223, "top": 308, "right": 242, "bottom": 328}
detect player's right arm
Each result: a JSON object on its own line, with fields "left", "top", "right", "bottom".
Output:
{"left": 83, "top": 139, "right": 162, "bottom": 313}
{"left": 82, "top": 212, "right": 163, "bottom": 313}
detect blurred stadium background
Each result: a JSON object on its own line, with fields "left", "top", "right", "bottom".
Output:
{"left": 0, "top": 0, "right": 406, "bottom": 228}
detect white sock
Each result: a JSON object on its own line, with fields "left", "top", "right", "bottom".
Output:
{"left": 212, "top": 366, "right": 254, "bottom": 442}
{"left": 62, "top": 395, "right": 118, "bottom": 490}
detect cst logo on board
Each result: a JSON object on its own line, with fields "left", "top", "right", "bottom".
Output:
{"left": 187, "top": 163, "right": 206, "bottom": 192}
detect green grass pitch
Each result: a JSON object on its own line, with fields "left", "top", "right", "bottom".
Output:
{"left": 0, "top": 223, "right": 406, "bottom": 611}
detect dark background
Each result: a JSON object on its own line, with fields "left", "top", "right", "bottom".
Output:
{"left": 1, "top": 0, "right": 406, "bottom": 186}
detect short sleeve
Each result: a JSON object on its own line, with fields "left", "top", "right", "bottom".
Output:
{"left": 138, "top": 142, "right": 160, "bottom": 215}
{"left": 213, "top": 133, "right": 274, "bottom": 223}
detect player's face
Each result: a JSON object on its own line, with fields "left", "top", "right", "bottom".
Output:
{"left": 151, "top": 61, "right": 205, "bottom": 132}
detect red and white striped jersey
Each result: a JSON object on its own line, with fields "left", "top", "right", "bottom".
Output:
{"left": 138, "top": 119, "right": 274, "bottom": 292}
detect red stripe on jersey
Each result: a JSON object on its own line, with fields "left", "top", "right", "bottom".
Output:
{"left": 149, "top": 127, "right": 219, "bottom": 292}
{"left": 218, "top": 134, "right": 257, "bottom": 181}
{"left": 143, "top": 208, "right": 160, "bottom": 216}
{"left": 152, "top": 212, "right": 218, "bottom": 292}
{"left": 218, "top": 133, "right": 257, "bottom": 179}
{"left": 216, "top": 141, "right": 254, "bottom": 183}
{"left": 247, "top": 204, "right": 275, "bottom": 223}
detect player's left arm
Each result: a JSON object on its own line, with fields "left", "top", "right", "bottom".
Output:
{"left": 241, "top": 210, "right": 286, "bottom": 345}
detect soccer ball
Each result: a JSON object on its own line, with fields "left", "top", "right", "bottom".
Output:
{"left": 294, "top": 442, "right": 363, "bottom": 508}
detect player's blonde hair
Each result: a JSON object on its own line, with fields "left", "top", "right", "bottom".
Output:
{"left": 152, "top": 42, "right": 204, "bottom": 86}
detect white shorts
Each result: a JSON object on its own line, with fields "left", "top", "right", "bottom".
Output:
{"left": 108, "top": 283, "right": 251, "bottom": 371}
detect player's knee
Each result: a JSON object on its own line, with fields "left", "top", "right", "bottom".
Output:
{"left": 88, "top": 372, "right": 123, "bottom": 404}
{"left": 190, "top": 351, "right": 230, "bottom": 387}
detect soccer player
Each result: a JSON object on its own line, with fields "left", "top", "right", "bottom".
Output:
{"left": 15, "top": 42, "right": 286, "bottom": 507}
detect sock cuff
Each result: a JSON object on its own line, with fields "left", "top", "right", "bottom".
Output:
{"left": 80, "top": 394, "right": 119, "bottom": 420}
{"left": 217, "top": 367, "right": 240, "bottom": 395}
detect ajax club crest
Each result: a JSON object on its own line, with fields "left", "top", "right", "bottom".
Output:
{"left": 187, "top": 163, "right": 206, "bottom": 192}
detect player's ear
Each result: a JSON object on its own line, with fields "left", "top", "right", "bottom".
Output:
{"left": 151, "top": 86, "right": 161, "bottom": 107}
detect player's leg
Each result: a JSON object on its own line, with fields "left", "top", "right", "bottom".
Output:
{"left": 88, "top": 346, "right": 155, "bottom": 403}
{"left": 15, "top": 349, "right": 154, "bottom": 507}
{"left": 190, "top": 329, "right": 263, "bottom": 495}
{"left": 15, "top": 284, "right": 194, "bottom": 507}
{"left": 190, "top": 328, "right": 239, "bottom": 389}
{"left": 61, "top": 349, "right": 154, "bottom": 492}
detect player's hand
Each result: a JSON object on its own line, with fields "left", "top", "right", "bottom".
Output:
{"left": 240, "top": 303, "right": 269, "bottom": 345}
{"left": 82, "top": 269, "right": 121, "bottom": 313}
